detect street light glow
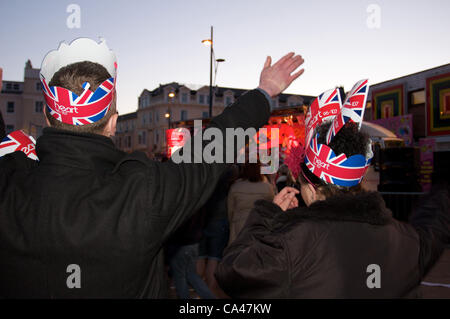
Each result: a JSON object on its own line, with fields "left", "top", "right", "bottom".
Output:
{"left": 165, "top": 112, "right": 170, "bottom": 118}
{"left": 168, "top": 92, "right": 175, "bottom": 98}
{"left": 201, "top": 39, "right": 212, "bottom": 46}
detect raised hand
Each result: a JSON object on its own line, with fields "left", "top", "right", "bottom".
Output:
{"left": 258, "top": 52, "right": 304, "bottom": 98}
{"left": 273, "top": 186, "right": 300, "bottom": 211}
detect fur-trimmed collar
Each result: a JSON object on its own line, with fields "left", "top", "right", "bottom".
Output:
{"left": 254, "top": 191, "right": 392, "bottom": 230}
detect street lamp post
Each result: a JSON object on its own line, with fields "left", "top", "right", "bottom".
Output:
{"left": 202, "top": 26, "right": 225, "bottom": 119}
{"left": 208, "top": 26, "right": 213, "bottom": 118}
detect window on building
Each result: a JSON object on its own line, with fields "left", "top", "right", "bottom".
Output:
{"left": 138, "top": 134, "right": 142, "bottom": 145}
{"left": 155, "top": 130, "right": 159, "bottom": 143}
{"left": 6, "top": 125, "right": 14, "bottom": 134}
{"left": 156, "top": 111, "right": 159, "bottom": 122}
{"left": 225, "top": 96, "right": 233, "bottom": 106}
{"left": 149, "top": 111, "right": 153, "bottom": 123}
{"left": 142, "top": 113, "right": 146, "bottom": 125}
{"left": 411, "top": 90, "right": 425, "bottom": 105}
{"left": 35, "top": 101, "right": 43, "bottom": 113}
{"left": 127, "top": 136, "right": 132, "bottom": 148}
{"left": 7, "top": 102, "right": 14, "bottom": 113}
{"left": 13, "top": 83, "right": 20, "bottom": 90}
{"left": 181, "top": 93, "right": 188, "bottom": 104}
{"left": 6, "top": 83, "right": 12, "bottom": 90}
{"left": 36, "top": 82, "right": 42, "bottom": 91}
{"left": 199, "top": 94, "right": 205, "bottom": 104}
{"left": 142, "top": 131, "right": 146, "bottom": 144}
{"left": 202, "top": 111, "right": 209, "bottom": 119}
{"left": 181, "top": 110, "right": 188, "bottom": 121}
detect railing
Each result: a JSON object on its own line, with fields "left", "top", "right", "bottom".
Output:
{"left": 379, "top": 192, "right": 426, "bottom": 221}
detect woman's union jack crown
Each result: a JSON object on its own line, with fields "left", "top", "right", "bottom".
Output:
{"left": 39, "top": 38, "right": 117, "bottom": 125}
{"left": 304, "top": 79, "right": 373, "bottom": 187}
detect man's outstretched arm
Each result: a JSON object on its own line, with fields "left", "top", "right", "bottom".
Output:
{"left": 150, "top": 53, "right": 305, "bottom": 243}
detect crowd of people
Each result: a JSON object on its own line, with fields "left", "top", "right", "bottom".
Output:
{"left": 0, "top": 38, "right": 448, "bottom": 299}
{"left": 164, "top": 161, "right": 297, "bottom": 299}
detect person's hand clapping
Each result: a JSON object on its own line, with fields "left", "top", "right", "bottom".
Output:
{"left": 273, "top": 187, "right": 300, "bottom": 211}
{"left": 258, "top": 52, "right": 304, "bottom": 98}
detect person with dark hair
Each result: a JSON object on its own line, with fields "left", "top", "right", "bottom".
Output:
{"left": 216, "top": 81, "right": 449, "bottom": 298}
{"left": 0, "top": 38, "right": 305, "bottom": 298}
{"left": 227, "top": 161, "right": 275, "bottom": 245}
{"left": 275, "top": 164, "right": 295, "bottom": 192}
{"left": 44, "top": 61, "right": 118, "bottom": 135}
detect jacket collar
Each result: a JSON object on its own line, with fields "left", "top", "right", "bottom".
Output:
{"left": 36, "top": 127, "right": 125, "bottom": 171}
{"left": 254, "top": 191, "right": 392, "bottom": 230}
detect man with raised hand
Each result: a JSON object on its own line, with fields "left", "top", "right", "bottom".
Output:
{"left": 0, "top": 38, "right": 304, "bottom": 298}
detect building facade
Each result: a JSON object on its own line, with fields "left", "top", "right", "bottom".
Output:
{"left": 0, "top": 60, "right": 47, "bottom": 139}
{"left": 114, "top": 82, "right": 311, "bottom": 158}
{"left": 365, "top": 63, "right": 450, "bottom": 152}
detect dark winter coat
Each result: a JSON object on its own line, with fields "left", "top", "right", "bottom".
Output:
{"left": 216, "top": 189, "right": 449, "bottom": 298}
{"left": 0, "top": 89, "right": 270, "bottom": 298}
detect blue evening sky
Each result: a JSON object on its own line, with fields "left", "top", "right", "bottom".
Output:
{"left": 1, "top": 0, "right": 449, "bottom": 114}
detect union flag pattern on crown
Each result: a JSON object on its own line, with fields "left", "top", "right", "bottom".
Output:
{"left": 304, "top": 87, "right": 342, "bottom": 146}
{"left": 304, "top": 131, "right": 371, "bottom": 187}
{"left": 40, "top": 75, "right": 115, "bottom": 126}
{"left": 325, "top": 79, "right": 368, "bottom": 144}
{"left": 0, "top": 130, "right": 38, "bottom": 160}
{"left": 303, "top": 79, "right": 372, "bottom": 187}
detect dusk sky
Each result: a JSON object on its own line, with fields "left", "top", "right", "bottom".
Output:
{"left": 1, "top": 0, "right": 449, "bottom": 115}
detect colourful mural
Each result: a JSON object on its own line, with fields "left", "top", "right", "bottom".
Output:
{"left": 372, "top": 84, "right": 404, "bottom": 120}
{"left": 426, "top": 72, "right": 450, "bottom": 136}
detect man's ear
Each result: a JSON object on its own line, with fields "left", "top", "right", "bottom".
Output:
{"left": 104, "top": 112, "right": 118, "bottom": 137}
{"left": 44, "top": 109, "right": 51, "bottom": 127}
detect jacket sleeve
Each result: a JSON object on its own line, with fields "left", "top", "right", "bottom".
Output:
{"left": 409, "top": 184, "right": 450, "bottom": 277}
{"left": 148, "top": 89, "right": 271, "bottom": 243}
{"left": 215, "top": 204, "right": 290, "bottom": 298}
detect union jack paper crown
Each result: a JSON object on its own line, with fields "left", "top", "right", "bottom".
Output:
{"left": 304, "top": 79, "right": 372, "bottom": 187}
{"left": 304, "top": 87, "right": 342, "bottom": 146}
{"left": 0, "top": 130, "right": 38, "bottom": 161}
{"left": 40, "top": 38, "right": 117, "bottom": 125}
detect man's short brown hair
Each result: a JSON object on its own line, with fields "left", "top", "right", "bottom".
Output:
{"left": 46, "top": 61, "right": 116, "bottom": 134}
